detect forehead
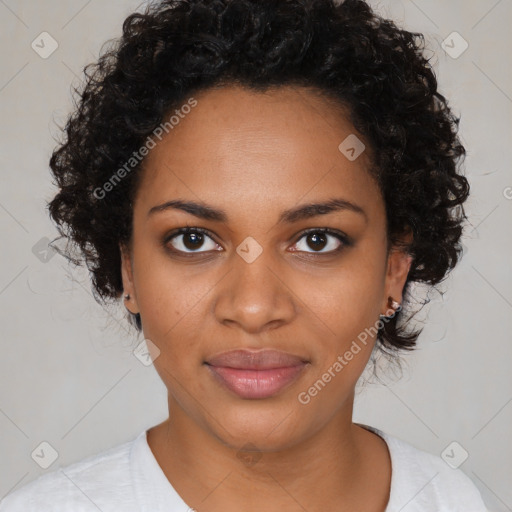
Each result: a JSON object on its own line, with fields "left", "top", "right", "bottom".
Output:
{"left": 134, "top": 84, "right": 381, "bottom": 221}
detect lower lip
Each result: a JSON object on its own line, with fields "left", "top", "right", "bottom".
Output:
{"left": 205, "top": 364, "right": 307, "bottom": 399}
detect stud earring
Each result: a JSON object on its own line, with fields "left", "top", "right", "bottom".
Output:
{"left": 390, "top": 299, "right": 401, "bottom": 311}
{"left": 124, "top": 293, "right": 130, "bottom": 300}
{"left": 379, "top": 296, "right": 401, "bottom": 320}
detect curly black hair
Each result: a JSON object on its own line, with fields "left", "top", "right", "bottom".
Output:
{"left": 47, "top": 0, "right": 469, "bottom": 353}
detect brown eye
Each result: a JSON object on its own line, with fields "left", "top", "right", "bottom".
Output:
{"left": 305, "top": 232, "right": 328, "bottom": 251}
{"left": 166, "top": 228, "right": 220, "bottom": 254}
{"left": 291, "top": 229, "right": 349, "bottom": 254}
{"left": 182, "top": 232, "right": 204, "bottom": 250}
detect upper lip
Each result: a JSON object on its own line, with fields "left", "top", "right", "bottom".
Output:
{"left": 205, "top": 349, "right": 309, "bottom": 370}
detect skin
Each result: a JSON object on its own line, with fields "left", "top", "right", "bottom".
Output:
{"left": 120, "top": 84, "right": 412, "bottom": 512}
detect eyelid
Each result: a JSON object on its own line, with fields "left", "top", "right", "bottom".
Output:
{"left": 164, "top": 226, "right": 216, "bottom": 243}
{"left": 292, "top": 226, "right": 351, "bottom": 242}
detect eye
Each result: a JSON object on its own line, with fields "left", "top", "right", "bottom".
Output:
{"left": 290, "top": 228, "right": 350, "bottom": 254}
{"left": 164, "top": 227, "right": 221, "bottom": 254}
{"left": 163, "top": 227, "right": 351, "bottom": 257}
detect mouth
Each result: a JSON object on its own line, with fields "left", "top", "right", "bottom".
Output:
{"left": 204, "top": 349, "right": 310, "bottom": 399}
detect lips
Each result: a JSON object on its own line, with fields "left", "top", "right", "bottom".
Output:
{"left": 205, "top": 349, "right": 309, "bottom": 399}
{"left": 206, "top": 349, "right": 308, "bottom": 369}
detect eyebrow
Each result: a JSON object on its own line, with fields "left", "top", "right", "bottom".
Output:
{"left": 147, "top": 198, "right": 367, "bottom": 224}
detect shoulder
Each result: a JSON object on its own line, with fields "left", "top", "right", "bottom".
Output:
{"left": 0, "top": 434, "right": 140, "bottom": 512}
{"left": 358, "top": 424, "right": 488, "bottom": 512}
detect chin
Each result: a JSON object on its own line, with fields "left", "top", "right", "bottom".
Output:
{"left": 204, "top": 399, "right": 312, "bottom": 452}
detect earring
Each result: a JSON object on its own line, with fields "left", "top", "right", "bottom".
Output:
{"left": 124, "top": 293, "right": 130, "bottom": 300}
{"left": 390, "top": 299, "right": 401, "bottom": 311}
{"left": 379, "top": 296, "right": 401, "bottom": 320}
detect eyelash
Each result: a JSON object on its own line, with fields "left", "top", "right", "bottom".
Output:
{"left": 162, "top": 226, "right": 352, "bottom": 258}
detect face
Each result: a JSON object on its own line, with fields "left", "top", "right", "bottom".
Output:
{"left": 121, "top": 84, "right": 411, "bottom": 451}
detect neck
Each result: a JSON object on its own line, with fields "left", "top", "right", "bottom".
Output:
{"left": 146, "top": 395, "right": 391, "bottom": 512}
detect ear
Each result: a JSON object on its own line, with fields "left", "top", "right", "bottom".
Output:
{"left": 120, "top": 243, "right": 140, "bottom": 314}
{"left": 381, "top": 229, "right": 413, "bottom": 316}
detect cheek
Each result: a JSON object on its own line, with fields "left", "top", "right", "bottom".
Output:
{"left": 132, "top": 240, "right": 186, "bottom": 317}
{"left": 296, "top": 248, "right": 386, "bottom": 343}
{"left": 293, "top": 263, "right": 385, "bottom": 412}
{"left": 131, "top": 249, "right": 215, "bottom": 361}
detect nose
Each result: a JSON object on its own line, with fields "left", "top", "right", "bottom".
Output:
{"left": 212, "top": 249, "right": 296, "bottom": 334}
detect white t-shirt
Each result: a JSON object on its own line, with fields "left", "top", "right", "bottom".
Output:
{"left": 0, "top": 423, "right": 487, "bottom": 511}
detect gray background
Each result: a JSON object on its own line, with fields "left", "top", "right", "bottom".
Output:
{"left": 1, "top": 0, "right": 511, "bottom": 510}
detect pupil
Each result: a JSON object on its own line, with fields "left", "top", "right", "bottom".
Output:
{"left": 308, "top": 232, "right": 327, "bottom": 251}
{"left": 184, "top": 232, "right": 203, "bottom": 250}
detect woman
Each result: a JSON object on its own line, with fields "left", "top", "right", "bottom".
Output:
{"left": 0, "top": 0, "right": 488, "bottom": 510}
